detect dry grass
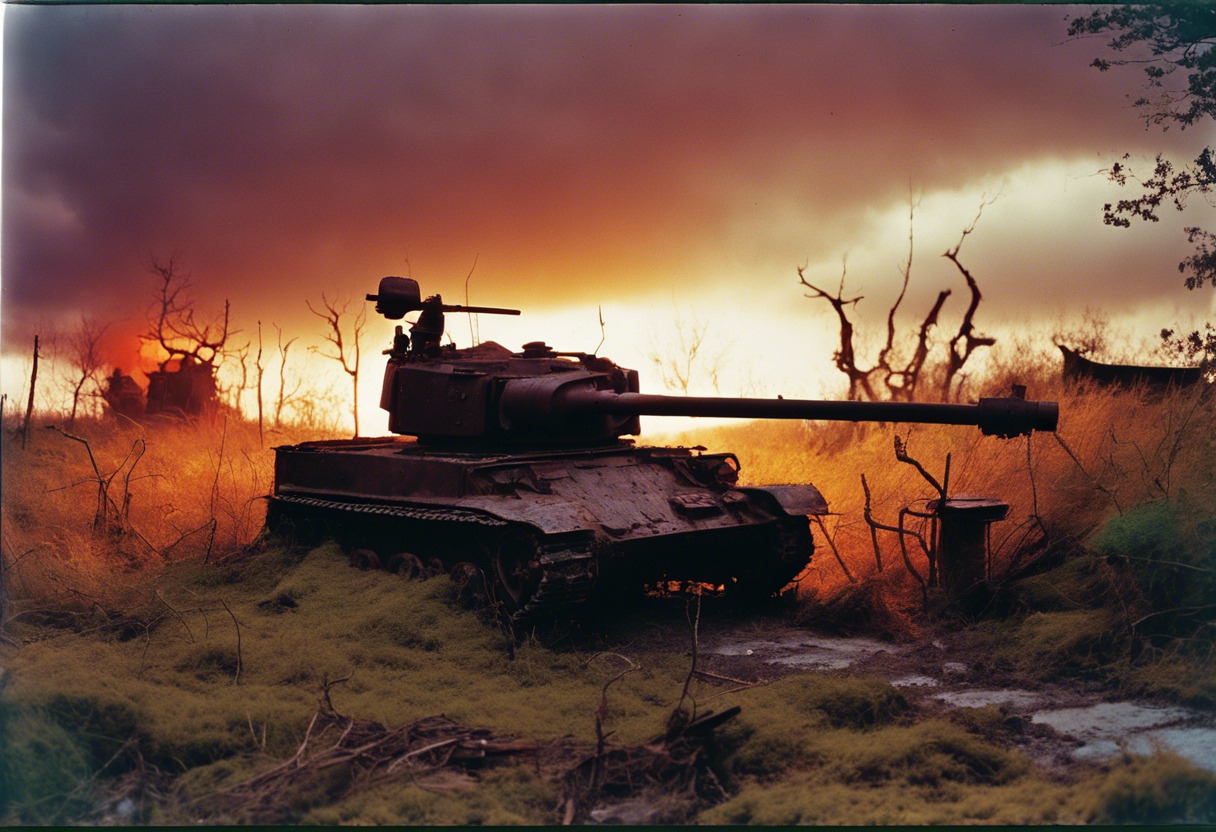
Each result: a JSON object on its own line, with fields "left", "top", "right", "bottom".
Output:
{"left": 2, "top": 414, "right": 328, "bottom": 618}
{"left": 3, "top": 370, "right": 1213, "bottom": 656}
{"left": 2, "top": 359, "right": 1214, "bottom": 824}
{"left": 669, "top": 378, "right": 1214, "bottom": 609}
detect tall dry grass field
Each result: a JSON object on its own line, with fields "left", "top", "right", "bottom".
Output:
{"left": 2, "top": 367, "right": 1215, "bottom": 825}
{"left": 671, "top": 378, "right": 1215, "bottom": 615}
{"left": 1, "top": 415, "right": 332, "bottom": 618}
{"left": 2, "top": 376, "right": 1213, "bottom": 624}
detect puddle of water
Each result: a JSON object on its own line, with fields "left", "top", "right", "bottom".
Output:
{"left": 1032, "top": 702, "right": 1216, "bottom": 774}
{"left": 768, "top": 653, "right": 866, "bottom": 671}
{"left": 1032, "top": 701, "right": 1190, "bottom": 736}
{"left": 891, "top": 674, "right": 940, "bottom": 688}
{"left": 1130, "top": 726, "right": 1216, "bottom": 774}
{"left": 710, "top": 631, "right": 899, "bottom": 670}
{"left": 933, "top": 689, "right": 1042, "bottom": 709}
{"left": 711, "top": 639, "right": 783, "bottom": 658}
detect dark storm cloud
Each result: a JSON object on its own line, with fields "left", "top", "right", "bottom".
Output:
{"left": 1, "top": 4, "right": 1197, "bottom": 350}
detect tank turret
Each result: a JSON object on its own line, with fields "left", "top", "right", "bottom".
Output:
{"left": 269, "top": 277, "right": 1060, "bottom": 624}
{"left": 366, "top": 276, "right": 1057, "bottom": 444}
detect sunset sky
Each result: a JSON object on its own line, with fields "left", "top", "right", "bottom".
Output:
{"left": 3, "top": 4, "right": 1213, "bottom": 432}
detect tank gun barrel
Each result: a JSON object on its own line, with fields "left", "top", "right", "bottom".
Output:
{"left": 500, "top": 380, "right": 1057, "bottom": 439}
{"left": 440, "top": 303, "right": 521, "bottom": 316}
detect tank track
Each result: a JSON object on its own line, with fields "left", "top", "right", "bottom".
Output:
{"left": 272, "top": 494, "right": 509, "bottom": 527}
{"left": 509, "top": 542, "right": 597, "bottom": 627}
{"left": 271, "top": 494, "right": 595, "bottom": 625}
{"left": 726, "top": 516, "right": 814, "bottom": 599}
{"left": 773, "top": 516, "right": 815, "bottom": 588}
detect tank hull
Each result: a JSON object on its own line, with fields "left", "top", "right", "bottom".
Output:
{"left": 269, "top": 437, "right": 826, "bottom": 622}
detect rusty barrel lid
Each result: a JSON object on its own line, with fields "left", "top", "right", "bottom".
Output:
{"left": 926, "top": 495, "right": 1010, "bottom": 522}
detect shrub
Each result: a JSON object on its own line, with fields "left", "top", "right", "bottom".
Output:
{"left": 1086, "top": 753, "right": 1216, "bottom": 824}
{"left": 1094, "top": 497, "right": 1216, "bottom": 642}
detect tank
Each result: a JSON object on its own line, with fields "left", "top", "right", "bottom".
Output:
{"left": 268, "top": 277, "right": 1059, "bottom": 624}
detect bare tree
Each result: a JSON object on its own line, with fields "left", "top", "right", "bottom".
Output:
{"left": 940, "top": 201, "right": 998, "bottom": 402}
{"left": 146, "top": 255, "right": 233, "bottom": 370}
{"left": 649, "top": 317, "right": 727, "bottom": 395}
{"left": 21, "top": 335, "right": 39, "bottom": 448}
{"left": 65, "top": 316, "right": 110, "bottom": 427}
{"left": 219, "top": 340, "right": 255, "bottom": 411}
{"left": 307, "top": 294, "right": 366, "bottom": 437}
{"left": 273, "top": 324, "right": 302, "bottom": 429}
{"left": 800, "top": 199, "right": 995, "bottom": 403}
{"left": 799, "top": 256, "right": 879, "bottom": 401}
{"left": 255, "top": 321, "right": 265, "bottom": 444}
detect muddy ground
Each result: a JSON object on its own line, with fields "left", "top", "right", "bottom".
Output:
{"left": 573, "top": 594, "right": 1216, "bottom": 777}
{"left": 6, "top": 558, "right": 1215, "bottom": 826}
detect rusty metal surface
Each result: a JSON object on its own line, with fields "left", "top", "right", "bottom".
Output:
{"left": 1059, "top": 345, "right": 1204, "bottom": 391}
{"left": 740, "top": 484, "right": 829, "bottom": 516}
{"left": 273, "top": 439, "right": 785, "bottom": 537}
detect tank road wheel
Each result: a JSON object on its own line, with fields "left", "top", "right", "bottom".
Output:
{"left": 349, "top": 548, "right": 383, "bottom": 571}
{"left": 450, "top": 561, "right": 487, "bottom": 608}
{"left": 487, "top": 536, "right": 542, "bottom": 612}
{"left": 387, "top": 552, "right": 423, "bottom": 580}
{"left": 451, "top": 561, "right": 482, "bottom": 587}
{"left": 265, "top": 499, "right": 321, "bottom": 548}
{"left": 729, "top": 516, "right": 814, "bottom": 601}
{"left": 423, "top": 558, "right": 446, "bottom": 579}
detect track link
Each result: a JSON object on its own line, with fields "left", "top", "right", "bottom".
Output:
{"left": 271, "top": 494, "right": 597, "bottom": 625}
{"left": 510, "top": 543, "right": 597, "bottom": 626}
{"left": 271, "top": 494, "right": 509, "bottom": 527}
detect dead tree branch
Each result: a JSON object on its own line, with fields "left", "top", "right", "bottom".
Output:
{"left": 254, "top": 322, "right": 265, "bottom": 445}
{"left": 66, "top": 317, "right": 110, "bottom": 427}
{"left": 307, "top": 294, "right": 366, "bottom": 437}
{"left": 940, "top": 200, "right": 999, "bottom": 401}
{"left": 146, "top": 255, "right": 233, "bottom": 370}
{"left": 861, "top": 473, "right": 928, "bottom": 609}
{"left": 273, "top": 324, "right": 302, "bottom": 429}
{"left": 892, "top": 434, "right": 949, "bottom": 586}
{"left": 802, "top": 197, "right": 999, "bottom": 403}
{"left": 811, "top": 515, "right": 857, "bottom": 581}
{"left": 22, "top": 335, "right": 39, "bottom": 448}
{"left": 799, "top": 258, "right": 877, "bottom": 401}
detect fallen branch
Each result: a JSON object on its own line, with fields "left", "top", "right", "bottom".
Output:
{"left": 194, "top": 713, "right": 533, "bottom": 823}
{"left": 861, "top": 473, "right": 929, "bottom": 609}
{"left": 811, "top": 515, "right": 856, "bottom": 582}
{"left": 692, "top": 668, "right": 762, "bottom": 687}
{"left": 219, "top": 598, "right": 242, "bottom": 684}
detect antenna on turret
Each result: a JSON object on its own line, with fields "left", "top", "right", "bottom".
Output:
{"left": 464, "top": 254, "right": 481, "bottom": 347}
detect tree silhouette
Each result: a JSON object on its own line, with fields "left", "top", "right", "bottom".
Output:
{"left": 1069, "top": 4, "right": 1216, "bottom": 291}
{"left": 273, "top": 324, "right": 302, "bottom": 429}
{"left": 307, "top": 294, "right": 366, "bottom": 437}
{"left": 145, "top": 256, "right": 233, "bottom": 369}
{"left": 65, "top": 316, "right": 110, "bottom": 427}
{"left": 799, "top": 199, "right": 993, "bottom": 402}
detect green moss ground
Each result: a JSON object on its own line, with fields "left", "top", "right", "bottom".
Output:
{"left": 3, "top": 539, "right": 1215, "bottom": 825}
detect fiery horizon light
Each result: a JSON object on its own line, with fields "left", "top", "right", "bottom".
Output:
{"left": 2, "top": 4, "right": 1213, "bottom": 434}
